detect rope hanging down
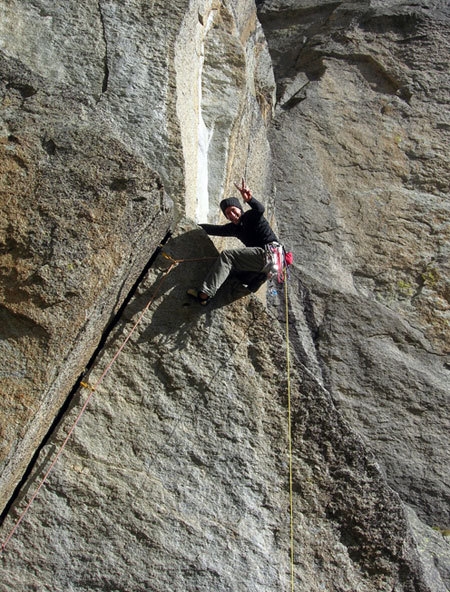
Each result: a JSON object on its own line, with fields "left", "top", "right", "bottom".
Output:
{"left": 283, "top": 268, "right": 295, "bottom": 592}
{"left": 0, "top": 257, "right": 178, "bottom": 553}
{"left": 1, "top": 246, "right": 218, "bottom": 552}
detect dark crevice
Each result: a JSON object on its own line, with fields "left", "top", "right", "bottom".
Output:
{"left": 280, "top": 81, "right": 310, "bottom": 110}
{"left": 41, "top": 137, "right": 57, "bottom": 156}
{"left": 6, "top": 82, "right": 37, "bottom": 98}
{"left": 0, "top": 229, "right": 172, "bottom": 527}
{"left": 98, "top": 0, "right": 109, "bottom": 94}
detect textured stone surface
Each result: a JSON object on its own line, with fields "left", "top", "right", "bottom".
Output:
{"left": 0, "top": 0, "right": 183, "bottom": 511}
{"left": 176, "top": 0, "right": 276, "bottom": 222}
{"left": 259, "top": 0, "right": 450, "bottom": 583}
{"left": 0, "top": 0, "right": 449, "bottom": 590}
{"left": 0, "top": 225, "right": 438, "bottom": 591}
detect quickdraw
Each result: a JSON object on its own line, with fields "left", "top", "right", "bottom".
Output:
{"left": 265, "top": 242, "right": 294, "bottom": 283}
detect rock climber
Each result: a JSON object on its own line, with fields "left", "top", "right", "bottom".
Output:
{"left": 188, "top": 178, "right": 281, "bottom": 305}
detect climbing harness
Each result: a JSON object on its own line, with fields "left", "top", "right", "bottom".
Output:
{"left": 265, "top": 242, "right": 293, "bottom": 283}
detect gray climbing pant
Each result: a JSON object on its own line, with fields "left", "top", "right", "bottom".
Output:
{"left": 200, "top": 247, "right": 266, "bottom": 298}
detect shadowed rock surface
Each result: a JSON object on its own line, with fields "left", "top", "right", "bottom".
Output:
{"left": 0, "top": 0, "right": 448, "bottom": 590}
{"left": 260, "top": 0, "right": 449, "bottom": 562}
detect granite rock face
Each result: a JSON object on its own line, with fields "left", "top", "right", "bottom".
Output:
{"left": 0, "top": 0, "right": 449, "bottom": 591}
{"left": 0, "top": 225, "right": 441, "bottom": 591}
{"left": 259, "top": 0, "right": 449, "bottom": 584}
{"left": 0, "top": 0, "right": 182, "bottom": 512}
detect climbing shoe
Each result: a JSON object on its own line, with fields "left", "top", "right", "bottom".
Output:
{"left": 247, "top": 273, "right": 267, "bottom": 293}
{"left": 187, "top": 288, "right": 211, "bottom": 306}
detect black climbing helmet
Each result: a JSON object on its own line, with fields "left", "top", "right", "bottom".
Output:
{"left": 220, "top": 197, "right": 242, "bottom": 215}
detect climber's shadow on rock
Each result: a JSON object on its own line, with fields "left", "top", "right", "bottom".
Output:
{"left": 130, "top": 227, "right": 259, "bottom": 348}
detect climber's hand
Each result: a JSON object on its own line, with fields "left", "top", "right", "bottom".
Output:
{"left": 234, "top": 177, "right": 252, "bottom": 202}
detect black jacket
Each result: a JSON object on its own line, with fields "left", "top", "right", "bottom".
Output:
{"left": 200, "top": 197, "right": 278, "bottom": 248}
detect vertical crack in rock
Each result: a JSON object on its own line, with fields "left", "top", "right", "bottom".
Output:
{"left": 0, "top": 231, "right": 171, "bottom": 528}
{"left": 98, "top": 0, "right": 109, "bottom": 94}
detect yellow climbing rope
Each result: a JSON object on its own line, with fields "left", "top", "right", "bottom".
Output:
{"left": 284, "top": 268, "right": 295, "bottom": 591}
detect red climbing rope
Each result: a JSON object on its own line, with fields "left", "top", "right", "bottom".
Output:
{"left": 1, "top": 259, "right": 178, "bottom": 553}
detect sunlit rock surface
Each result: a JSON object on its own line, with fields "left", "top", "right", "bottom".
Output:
{"left": 0, "top": 0, "right": 448, "bottom": 590}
